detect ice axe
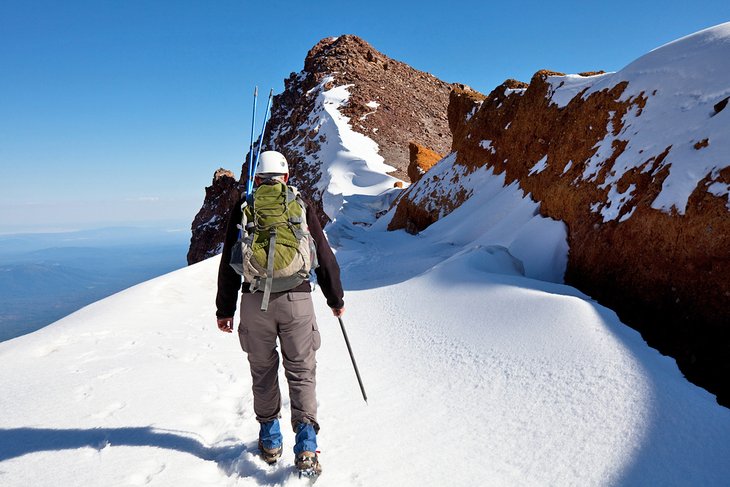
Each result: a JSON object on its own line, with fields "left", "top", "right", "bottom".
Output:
{"left": 337, "top": 316, "right": 368, "bottom": 403}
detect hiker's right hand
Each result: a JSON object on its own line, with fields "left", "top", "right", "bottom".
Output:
{"left": 217, "top": 317, "right": 234, "bottom": 333}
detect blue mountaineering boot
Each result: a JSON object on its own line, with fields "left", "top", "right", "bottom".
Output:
{"left": 258, "top": 419, "right": 283, "bottom": 464}
{"left": 294, "top": 422, "right": 321, "bottom": 478}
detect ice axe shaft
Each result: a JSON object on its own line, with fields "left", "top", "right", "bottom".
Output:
{"left": 337, "top": 316, "right": 368, "bottom": 403}
{"left": 246, "top": 86, "right": 258, "bottom": 195}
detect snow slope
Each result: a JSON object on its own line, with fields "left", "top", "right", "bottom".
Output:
{"left": 285, "top": 76, "right": 401, "bottom": 221}
{"left": 3, "top": 27, "right": 730, "bottom": 485}
{"left": 2, "top": 238, "right": 730, "bottom": 486}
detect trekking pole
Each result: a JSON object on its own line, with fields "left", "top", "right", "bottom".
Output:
{"left": 246, "top": 86, "right": 258, "bottom": 197}
{"left": 337, "top": 317, "right": 368, "bottom": 403}
{"left": 251, "top": 88, "right": 274, "bottom": 177}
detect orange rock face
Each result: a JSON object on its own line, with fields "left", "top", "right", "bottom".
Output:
{"left": 407, "top": 142, "right": 443, "bottom": 184}
{"left": 390, "top": 71, "right": 730, "bottom": 406}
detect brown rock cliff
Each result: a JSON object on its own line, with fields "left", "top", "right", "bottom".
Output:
{"left": 390, "top": 70, "right": 730, "bottom": 406}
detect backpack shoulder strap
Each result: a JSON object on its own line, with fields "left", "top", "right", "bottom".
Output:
{"left": 286, "top": 185, "right": 299, "bottom": 203}
{"left": 286, "top": 185, "right": 306, "bottom": 223}
{"left": 237, "top": 200, "right": 249, "bottom": 239}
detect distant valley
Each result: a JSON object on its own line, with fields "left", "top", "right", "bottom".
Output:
{"left": 0, "top": 227, "right": 189, "bottom": 341}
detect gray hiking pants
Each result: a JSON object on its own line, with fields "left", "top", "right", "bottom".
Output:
{"left": 238, "top": 290, "right": 321, "bottom": 431}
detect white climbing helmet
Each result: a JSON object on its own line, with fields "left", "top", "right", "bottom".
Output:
{"left": 256, "top": 150, "right": 289, "bottom": 176}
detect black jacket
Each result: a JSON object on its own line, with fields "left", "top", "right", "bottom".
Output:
{"left": 215, "top": 194, "right": 345, "bottom": 318}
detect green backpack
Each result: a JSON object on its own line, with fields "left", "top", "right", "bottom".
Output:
{"left": 229, "top": 181, "right": 318, "bottom": 311}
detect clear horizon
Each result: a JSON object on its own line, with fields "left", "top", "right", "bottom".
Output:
{"left": 0, "top": 220, "right": 193, "bottom": 235}
{"left": 2, "top": 0, "right": 728, "bottom": 230}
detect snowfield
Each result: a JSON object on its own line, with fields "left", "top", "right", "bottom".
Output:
{"left": 3, "top": 23, "right": 730, "bottom": 486}
{"left": 2, "top": 236, "right": 729, "bottom": 486}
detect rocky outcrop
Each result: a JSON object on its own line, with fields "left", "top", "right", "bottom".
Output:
{"left": 263, "top": 35, "right": 456, "bottom": 225}
{"left": 389, "top": 27, "right": 730, "bottom": 406}
{"left": 407, "top": 143, "right": 443, "bottom": 184}
{"left": 187, "top": 169, "right": 241, "bottom": 265}
{"left": 301, "top": 36, "right": 454, "bottom": 179}
{"left": 188, "top": 35, "right": 456, "bottom": 261}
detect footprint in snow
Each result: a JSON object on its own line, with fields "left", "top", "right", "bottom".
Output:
{"left": 91, "top": 402, "right": 127, "bottom": 419}
{"left": 217, "top": 442, "right": 294, "bottom": 484}
{"left": 74, "top": 384, "right": 93, "bottom": 402}
{"left": 96, "top": 367, "right": 131, "bottom": 380}
{"left": 127, "top": 461, "right": 166, "bottom": 485}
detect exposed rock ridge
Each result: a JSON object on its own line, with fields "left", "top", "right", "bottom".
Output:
{"left": 390, "top": 61, "right": 730, "bottom": 406}
{"left": 187, "top": 169, "right": 240, "bottom": 264}
{"left": 264, "top": 35, "right": 456, "bottom": 224}
{"left": 301, "top": 35, "right": 455, "bottom": 178}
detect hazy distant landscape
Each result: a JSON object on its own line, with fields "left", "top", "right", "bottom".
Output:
{"left": 0, "top": 226, "right": 190, "bottom": 341}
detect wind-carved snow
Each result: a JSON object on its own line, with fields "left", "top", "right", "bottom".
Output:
{"left": 4, "top": 170, "right": 729, "bottom": 486}
{"left": 601, "top": 184, "right": 637, "bottom": 221}
{"left": 707, "top": 181, "right": 730, "bottom": 209}
{"left": 465, "top": 102, "right": 482, "bottom": 121}
{"left": 549, "top": 22, "right": 730, "bottom": 220}
{"left": 582, "top": 113, "right": 619, "bottom": 183}
{"left": 376, "top": 152, "right": 569, "bottom": 282}
{"left": 400, "top": 153, "right": 463, "bottom": 218}
{"left": 562, "top": 160, "right": 573, "bottom": 174}
{"left": 529, "top": 155, "right": 548, "bottom": 175}
{"left": 479, "top": 139, "right": 496, "bottom": 154}
{"left": 504, "top": 88, "right": 527, "bottom": 97}
{"left": 292, "top": 77, "right": 401, "bottom": 220}
{"left": 546, "top": 73, "right": 613, "bottom": 108}
{"left": 359, "top": 101, "right": 380, "bottom": 121}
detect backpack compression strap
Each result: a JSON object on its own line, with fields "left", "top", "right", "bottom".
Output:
{"left": 260, "top": 227, "right": 277, "bottom": 311}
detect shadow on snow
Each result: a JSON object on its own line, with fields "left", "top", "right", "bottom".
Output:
{"left": 0, "top": 427, "right": 293, "bottom": 483}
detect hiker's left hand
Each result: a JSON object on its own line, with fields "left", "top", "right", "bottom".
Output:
{"left": 217, "top": 317, "right": 234, "bottom": 333}
{"left": 331, "top": 307, "right": 345, "bottom": 317}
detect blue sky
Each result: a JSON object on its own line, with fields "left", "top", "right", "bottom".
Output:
{"left": 1, "top": 0, "right": 728, "bottom": 232}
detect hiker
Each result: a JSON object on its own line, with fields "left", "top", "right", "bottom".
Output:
{"left": 215, "top": 150, "right": 344, "bottom": 476}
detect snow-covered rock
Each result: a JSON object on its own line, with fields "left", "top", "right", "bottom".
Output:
{"left": 390, "top": 23, "right": 730, "bottom": 406}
